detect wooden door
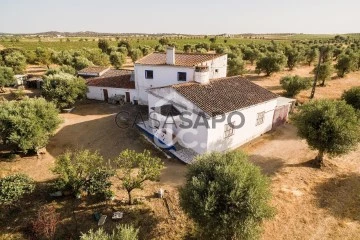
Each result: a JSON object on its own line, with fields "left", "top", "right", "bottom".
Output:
{"left": 125, "top": 92, "right": 130, "bottom": 102}
{"left": 103, "top": 89, "right": 109, "bottom": 102}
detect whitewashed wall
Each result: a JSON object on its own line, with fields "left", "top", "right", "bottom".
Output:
{"left": 134, "top": 55, "right": 228, "bottom": 105}
{"left": 206, "top": 99, "right": 277, "bottom": 152}
{"left": 148, "top": 88, "right": 209, "bottom": 154}
{"left": 87, "top": 86, "right": 137, "bottom": 103}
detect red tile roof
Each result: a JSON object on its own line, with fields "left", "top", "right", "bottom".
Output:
{"left": 136, "top": 52, "right": 225, "bottom": 67}
{"left": 86, "top": 69, "right": 135, "bottom": 89}
{"left": 78, "top": 66, "right": 110, "bottom": 76}
{"left": 169, "top": 76, "right": 278, "bottom": 117}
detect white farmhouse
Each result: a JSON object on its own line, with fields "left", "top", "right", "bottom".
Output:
{"left": 134, "top": 47, "right": 227, "bottom": 104}
{"left": 141, "top": 68, "right": 293, "bottom": 163}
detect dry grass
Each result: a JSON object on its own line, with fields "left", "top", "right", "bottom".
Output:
{"left": 1, "top": 66, "right": 360, "bottom": 239}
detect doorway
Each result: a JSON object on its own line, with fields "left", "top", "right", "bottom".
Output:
{"left": 125, "top": 92, "right": 130, "bottom": 102}
{"left": 103, "top": 89, "right": 109, "bottom": 102}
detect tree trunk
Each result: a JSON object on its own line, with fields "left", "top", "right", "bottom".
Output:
{"left": 315, "top": 150, "right": 324, "bottom": 167}
{"left": 127, "top": 190, "right": 132, "bottom": 205}
{"left": 321, "top": 78, "right": 325, "bottom": 86}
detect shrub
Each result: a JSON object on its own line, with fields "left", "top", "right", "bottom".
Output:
{"left": 180, "top": 151, "right": 274, "bottom": 240}
{"left": 31, "top": 205, "right": 60, "bottom": 240}
{"left": 0, "top": 98, "right": 61, "bottom": 153}
{"left": 80, "top": 224, "right": 139, "bottom": 240}
{"left": 280, "top": 75, "right": 312, "bottom": 97}
{"left": 342, "top": 86, "right": 360, "bottom": 110}
{"left": 0, "top": 174, "right": 35, "bottom": 206}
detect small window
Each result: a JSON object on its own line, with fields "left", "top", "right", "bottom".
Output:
{"left": 256, "top": 112, "right": 265, "bottom": 126}
{"left": 145, "top": 70, "right": 153, "bottom": 79}
{"left": 178, "top": 72, "right": 187, "bottom": 81}
{"left": 224, "top": 122, "right": 235, "bottom": 139}
{"left": 215, "top": 69, "right": 219, "bottom": 73}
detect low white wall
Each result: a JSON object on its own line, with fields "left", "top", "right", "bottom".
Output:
{"left": 206, "top": 99, "right": 277, "bottom": 152}
{"left": 87, "top": 86, "right": 137, "bottom": 103}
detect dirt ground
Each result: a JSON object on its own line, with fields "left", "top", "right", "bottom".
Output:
{"left": 1, "top": 65, "right": 360, "bottom": 239}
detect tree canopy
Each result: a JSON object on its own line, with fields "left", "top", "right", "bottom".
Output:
{"left": 256, "top": 53, "right": 287, "bottom": 76}
{"left": 0, "top": 66, "right": 15, "bottom": 92}
{"left": 42, "top": 72, "right": 87, "bottom": 109}
{"left": 0, "top": 98, "right": 62, "bottom": 153}
{"left": 114, "top": 149, "right": 163, "bottom": 205}
{"left": 342, "top": 86, "right": 360, "bottom": 110}
{"left": 292, "top": 99, "right": 360, "bottom": 166}
{"left": 280, "top": 75, "right": 312, "bottom": 97}
{"left": 180, "top": 151, "right": 274, "bottom": 240}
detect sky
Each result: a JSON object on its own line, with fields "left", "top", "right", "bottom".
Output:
{"left": 0, "top": 0, "right": 359, "bottom": 34}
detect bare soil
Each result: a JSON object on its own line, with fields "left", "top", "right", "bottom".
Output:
{"left": 1, "top": 65, "right": 360, "bottom": 239}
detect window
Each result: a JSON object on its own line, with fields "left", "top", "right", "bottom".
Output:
{"left": 256, "top": 112, "right": 265, "bottom": 126}
{"left": 224, "top": 122, "right": 235, "bottom": 139}
{"left": 145, "top": 70, "right": 153, "bottom": 79}
{"left": 215, "top": 69, "right": 219, "bottom": 73}
{"left": 178, "top": 72, "right": 187, "bottom": 81}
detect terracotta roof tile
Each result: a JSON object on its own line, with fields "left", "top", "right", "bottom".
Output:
{"left": 136, "top": 52, "right": 225, "bottom": 67}
{"left": 78, "top": 66, "right": 110, "bottom": 76}
{"left": 86, "top": 69, "right": 135, "bottom": 89}
{"left": 171, "top": 76, "right": 278, "bottom": 117}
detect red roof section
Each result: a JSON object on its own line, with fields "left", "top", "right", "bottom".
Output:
{"left": 86, "top": 69, "right": 135, "bottom": 89}
{"left": 136, "top": 52, "right": 225, "bottom": 67}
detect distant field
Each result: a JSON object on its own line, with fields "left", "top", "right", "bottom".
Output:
{"left": 2, "top": 34, "right": 359, "bottom": 51}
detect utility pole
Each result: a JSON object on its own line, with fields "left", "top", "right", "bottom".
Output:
{"left": 310, "top": 49, "right": 323, "bottom": 99}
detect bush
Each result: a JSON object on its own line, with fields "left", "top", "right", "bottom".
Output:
{"left": 180, "top": 151, "right": 274, "bottom": 240}
{"left": 42, "top": 72, "right": 87, "bottom": 109}
{"left": 342, "top": 86, "right": 360, "bottom": 110}
{"left": 80, "top": 224, "right": 139, "bottom": 240}
{"left": 52, "top": 149, "right": 114, "bottom": 198}
{"left": 31, "top": 205, "right": 60, "bottom": 240}
{"left": 0, "top": 174, "right": 35, "bottom": 206}
{"left": 280, "top": 75, "right": 312, "bottom": 97}
{"left": 0, "top": 98, "right": 62, "bottom": 153}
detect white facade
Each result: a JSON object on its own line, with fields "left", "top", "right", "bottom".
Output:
{"left": 134, "top": 54, "right": 227, "bottom": 104}
{"left": 148, "top": 87, "right": 278, "bottom": 155}
{"left": 87, "top": 86, "right": 137, "bottom": 103}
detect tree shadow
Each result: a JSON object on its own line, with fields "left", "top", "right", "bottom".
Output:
{"left": 248, "top": 154, "right": 285, "bottom": 176}
{"left": 286, "top": 159, "right": 319, "bottom": 169}
{"left": 314, "top": 173, "right": 360, "bottom": 222}
{"left": 243, "top": 74, "right": 268, "bottom": 82}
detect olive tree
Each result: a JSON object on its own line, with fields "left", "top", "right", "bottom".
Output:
{"left": 98, "top": 39, "right": 110, "bottom": 53}
{"left": 129, "top": 49, "right": 143, "bottom": 63}
{"left": 0, "top": 66, "right": 14, "bottom": 92}
{"left": 0, "top": 174, "right": 35, "bottom": 206}
{"left": 227, "top": 56, "right": 245, "bottom": 76}
{"left": 110, "top": 52, "right": 126, "bottom": 69}
{"left": 292, "top": 99, "right": 360, "bottom": 167}
{"left": 4, "top": 51, "right": 27, "bottom": 74}
{"left": 280, "top": 75, "right": 312, "bottom": 97}
{"left": 342, "top": 87, "right": 360, "bottom": 110}
{"left": 0, "top": 98, "right": 61, "bottom": 153}
{"left": 334, "top": 54, "right": 356, "bottom": 77}
{"left": 52, "top": 149, "right": 114, "bottom": 198}
{"left": 284, "top": 46, "right": 304, "bottom": 70}
{"left": 42, "top": 72, "right": 87, "bottom": 109}
{"left": 180, "top": 151, "right": 274, "bottom": 240}
{"left": 305, "top": 48, "right": 319, "bottom": 66}
{"left": 114, "top": 149, "right": 163, "bottom": 205}
{"left": 312, "top": 62, "right": 333, "bottom": 86}
{"left": 256, "top": 53, "right": 287, "bottom": 76}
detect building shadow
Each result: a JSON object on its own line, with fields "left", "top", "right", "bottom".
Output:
{"left": 314, "top": 173, "right": 360, "bottom": 222}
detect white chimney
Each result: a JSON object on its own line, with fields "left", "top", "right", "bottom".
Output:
{"left": 166, "top": 47, "right": 175, "bottom": 65}
{"left": 194, "top": 66, "right": 210, "bottom": 84}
